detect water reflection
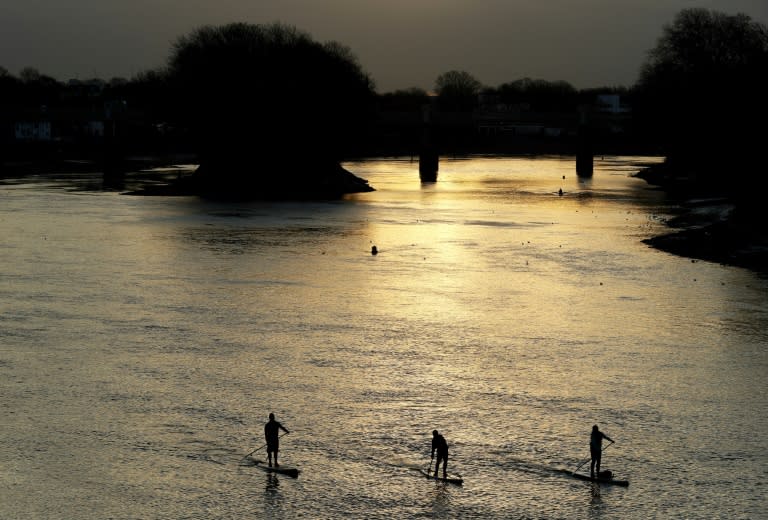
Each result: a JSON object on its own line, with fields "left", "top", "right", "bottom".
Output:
{"left": 265, "top": 473, "right": 280, "bottom": 492}
{"left": 263, "top": 474, "right": 284, "bottom": 519}
{"left": 430, "top": 485, "right": 453, "bottom": 517}
{"left": 589, "top": 482, "right": 602, "bottom": 504}
{"left": 2, "top": 156, "right": 765, "bottom": 519}
{"left": 577, "top": 176, "right": 594, "bottom": 190}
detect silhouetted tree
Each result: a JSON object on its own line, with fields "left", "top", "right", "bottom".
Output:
{"left": 495, "top": 78, "right": 579, "bottom": 112}
{"left": 634, "top": 8, "right": 768, "bottom": 198}
{"left": 113, "top": 69, "right": 173, "bottom": 120}
{"left": 0, "top": 67, "right": 19, "bottom": 150}
{"left": 9, "top": 67, "right": 63, "bottom": 107}
{"left": 378, "top": 87, "right": 431, "bottom": 111}
{"left": 166, "top": 22, "right": 376, "bottom": 196}
{"left": 0, "top": 67, "right": 22, "bottom": 101}
{"left": 435, "top": 70, "right": 482, "bottom": 111}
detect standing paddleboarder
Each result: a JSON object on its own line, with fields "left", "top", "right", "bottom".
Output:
{"left": 431, "top": 430, "right": 449, "bottom": 479}
{"left": 590, "top": 424, "right": 614, "bottom": 478}
{"left": 265, "top": 413, "right": 290, "bottom": 467}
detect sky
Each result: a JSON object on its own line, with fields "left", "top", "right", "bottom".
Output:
{"left": 2, "top": 1, "right": 767, "bottom": 93}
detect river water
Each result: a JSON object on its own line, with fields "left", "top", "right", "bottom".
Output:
{"left": 1, "top": 156, "right": 766, "bottom": 519}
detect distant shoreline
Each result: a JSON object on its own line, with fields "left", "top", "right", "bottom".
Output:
{"left": 4, "top": 154, "right": 767, "bottom": 274}
{"left": 634, "top": 165, "right": 768, "bottom": 274}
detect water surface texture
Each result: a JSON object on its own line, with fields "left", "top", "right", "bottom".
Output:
{"left": 1, "top": 156, "right": 766, "bottom": 519}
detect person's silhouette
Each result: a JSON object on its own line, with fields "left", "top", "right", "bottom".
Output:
{"left": 590, "top": 424, "right": 614, "bottom": 477}
{"left": 431, "top": 430, "right": 449, "bottom": 478}
{"left": 265, "top": 413, "right": 289, "bottom": 467}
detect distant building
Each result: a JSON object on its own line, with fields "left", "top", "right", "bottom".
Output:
{"left": 14, "top": 121, "right": 51, "bottom": 141}
{"left": 84, "top": 120, "right": 105, "bottom": 138}
{"left": 596, "top": 95, "right": 629, "bottom": 114}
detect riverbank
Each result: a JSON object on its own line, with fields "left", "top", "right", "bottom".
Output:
{"left": 634, "top": 165, "right": 768, "bottom": 274}
{"left": 1, "top": 154, "right": 374, "bottom": 199}
{"left": 5, "top": 153, "right": 766, "bottom": 272}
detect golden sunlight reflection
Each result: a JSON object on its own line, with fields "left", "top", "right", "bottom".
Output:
{"left": 347, "top": 157, "right": 666, "bottom": 331}
{"left": 3, "top": 155, "right": 765, "bottom": 520}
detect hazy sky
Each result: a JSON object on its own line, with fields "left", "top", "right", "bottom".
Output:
{"left": 2, "top": 1, "right": 767, "bottom": 92}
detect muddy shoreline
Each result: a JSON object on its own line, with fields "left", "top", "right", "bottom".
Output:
{"left": 635, "top": 166, "right": 768, "bottom": 274}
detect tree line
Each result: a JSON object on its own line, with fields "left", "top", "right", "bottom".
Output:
{"left": 2, "top": 8, "right": 767, "bottom": 202}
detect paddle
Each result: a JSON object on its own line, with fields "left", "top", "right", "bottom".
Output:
{"left": 573, "top": 440, "right": 614, "bottom": 473}
{"left": 241, "top": 431, "right": 289, "bottom": 461}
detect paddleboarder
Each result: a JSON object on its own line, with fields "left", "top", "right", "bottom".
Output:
{"left": 590, "top": 424, "right": 614, "bottom": 478}
{"left": 265, "top": 413, "right": 290, "bottom": 467}
{"left": 431, "top": 430, "right": 449, "bottom": 479}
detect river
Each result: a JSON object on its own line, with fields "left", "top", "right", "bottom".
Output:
{"left": 1, "top": 155, "right": 766, "bottom": 519}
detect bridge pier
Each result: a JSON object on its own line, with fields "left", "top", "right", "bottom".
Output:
{"left": 576, "top": 106, "right": 593, "bottom": 177}
{"left": 419, "top": 103, "right": 438, "bottom": 182}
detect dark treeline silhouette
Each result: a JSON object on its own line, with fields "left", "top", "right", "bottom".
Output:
{"left": 366, "top": 74, "right": 639, "bottom": 160}
{"left": 435, "top": 70, "right": 484, "bottom": 112}
{"left": 0, "top": 65, "right": 178, "bottom": 173}
{"left": 633, "top": 9, "right": 768, "bottom": 207}
{"left": 0, "top": 25, "right": 649, "bottom": 192}
{"left": 1, "top": 9, "right": 766, "bottom": 206}
{"left": 633, "top": 8, "right": 768, "bottom": 270}
{"left": 164, "top": 22, "right": 377, "bottom": 198}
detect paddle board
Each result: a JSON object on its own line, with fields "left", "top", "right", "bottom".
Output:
{"left": 419, "top": 468, "right": 463, "bottom": 485}
{"left": 252, "top": 459, "right": 300, "bottom": 478}
{"left": 565, "top": 470, "right": 628, "bottom": 487}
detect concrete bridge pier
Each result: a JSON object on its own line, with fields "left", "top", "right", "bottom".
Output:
{"left": 576, "top": 106, "right": 593, "bottom": 177}
{"left": 419, "top": 103, "right": 438, "bottom": 182}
